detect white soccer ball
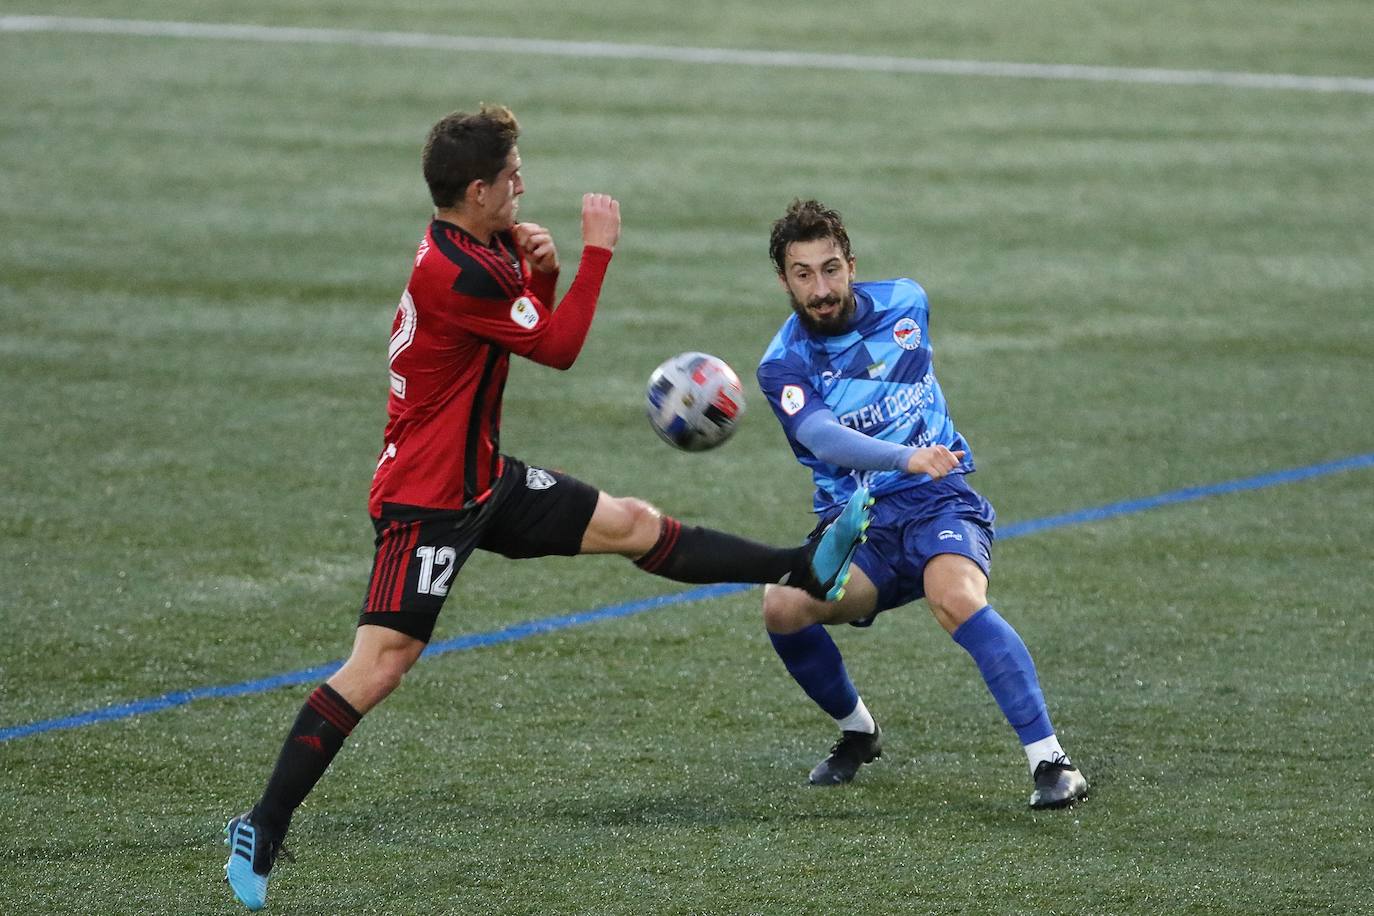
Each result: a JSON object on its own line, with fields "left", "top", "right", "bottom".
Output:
{"left": 645, "top": 352, "right": 746, "bottom": 452}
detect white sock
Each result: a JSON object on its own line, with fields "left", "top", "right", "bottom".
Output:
{"left": 836, "top": 697, "right": 876, "bottom": 734}
{"left": 1023, "top": 735, "right": 1068, "bottom": 775}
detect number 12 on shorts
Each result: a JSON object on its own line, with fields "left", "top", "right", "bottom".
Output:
{"left": 415, "top": 545, "right": 456, "bottom": 596}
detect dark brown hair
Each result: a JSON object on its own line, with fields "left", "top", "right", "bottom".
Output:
{"left": 768, "top": 198, "right": 853, "bottom": 274}
{"left": 422, "top": 104, "right": 520, "bottom": 208}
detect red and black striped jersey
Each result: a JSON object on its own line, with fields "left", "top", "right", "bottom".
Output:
{"left": 368, "top": 219, "right": 612, "bottom": 517}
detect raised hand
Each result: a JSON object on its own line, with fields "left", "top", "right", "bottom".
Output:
{"left": 581, "top": 193, "right": 621, "bottom": 251}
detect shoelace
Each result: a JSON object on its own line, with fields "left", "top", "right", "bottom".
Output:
{"left": 246, "top": 824, "right": 296, "bottom": 869}
{"left": 828, "top": 732, "right": 871, "bottom": 758}
{"left": 1035, "top": 753, "right": 1074, "bottom": 777}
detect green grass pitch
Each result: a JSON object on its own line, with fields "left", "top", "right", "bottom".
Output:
{"left": 2, "top": 2, "right": 1372, "bottom": 913}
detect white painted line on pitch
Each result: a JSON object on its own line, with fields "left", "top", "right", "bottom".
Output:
{"left": 3, "top": 15, "right": 1373, "bottom": 95}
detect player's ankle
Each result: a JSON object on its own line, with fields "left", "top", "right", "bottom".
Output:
{"left": 1022, "top": 734, "right": 1067, "bottom": 775}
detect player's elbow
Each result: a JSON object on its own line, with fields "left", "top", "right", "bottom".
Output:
{"left": 528, "top": 343, "right": 579, "bottom": 370}
{"left": 546, "top": 352, "right": 578, "bottom": 371}
{"left": 807, "top": 446, "right": 843, "bottom": 467}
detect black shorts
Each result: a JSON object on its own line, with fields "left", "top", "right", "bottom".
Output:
{"left": 358, "top": 456, "right": 601, "bottom": 642}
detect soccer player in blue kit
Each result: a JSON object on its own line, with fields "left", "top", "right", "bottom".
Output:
{"left": 756, "top": 199, "right": 1088, "bottom": 808}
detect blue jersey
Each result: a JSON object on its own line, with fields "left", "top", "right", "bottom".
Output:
{"left": 757, "top": 278, "right": 973, "bottom": 514}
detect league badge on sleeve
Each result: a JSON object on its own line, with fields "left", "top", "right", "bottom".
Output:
{"left": 780, "top": 384, "right": 806, "bottom": 416}
{"left": 510, "top": 297, "right": 539, "bottom": 329}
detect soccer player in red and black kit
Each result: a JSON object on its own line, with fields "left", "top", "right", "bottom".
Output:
{"left": 223, "top": 104, "right": 873, "bottom": 911}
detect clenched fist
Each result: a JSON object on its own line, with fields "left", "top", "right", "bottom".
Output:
{"left": 581, "top": 193, "right": 620, "bottom": 251}
{"left": 905, "top": 445, "right": 966, "bottom": 479}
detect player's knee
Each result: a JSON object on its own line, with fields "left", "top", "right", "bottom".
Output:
{"left": 924, "top": 555, "right": 988, "bottom": 628}
{"left": 581, "top": 493, "right": 666, "bottom": 556}
{"left": 624, "top": 497, "right": 662, "bottom": 539}
{"left": 605, "top": 496, "right": 662, "bottom": 550}
{"left": 926, "top": 582, "right": 985, "bottom": 628}
{"left": 374, "top": 655, "right": 412, "bottom": 694}
{"left": 363, "top": 645, "right": 422, "bottom": 700}
{"left": 762, "top": 584, "right": 817, "bottom": 634}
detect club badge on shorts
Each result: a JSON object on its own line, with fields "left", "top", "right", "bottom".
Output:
{"left": 526, "top": 467, "right": 557, "bottom": 490}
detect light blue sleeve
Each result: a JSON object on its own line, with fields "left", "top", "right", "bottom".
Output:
{"left": 796, "top": 410, "right": 916, "bottom": 472}
{"left": 757, "top": 352, "right": 828, "bottom": 444}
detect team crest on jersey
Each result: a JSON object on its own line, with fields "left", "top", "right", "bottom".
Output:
{"left": 510, "top": 297, "right": 539, "bottom": 329}
{"left": 893, "top": 318, "right": 921, "bottom": 350}
{"left": 780, "top": 385, "right": 806, "bottom": 416}
{"left": 526, "top": 467, "right": 557, "bottom": 490}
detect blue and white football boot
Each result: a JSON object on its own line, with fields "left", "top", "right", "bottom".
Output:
{"left": 224, "top": 811, "right": 289, "bottom": 911}
{"left": 799, "top": 486, "right": 873, "bottom": 602}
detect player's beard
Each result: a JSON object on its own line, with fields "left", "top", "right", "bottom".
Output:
{"left": 790, "top": 286, "right": 856, "bottom": 336}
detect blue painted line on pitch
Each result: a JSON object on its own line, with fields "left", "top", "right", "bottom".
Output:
{"left": 4, "top": 452, "right": 1372, "bottom": 745}
{"left": 995, "top": 451, "right": 1374, "bottom": 539}
{"left": 0, "top": 583, "right": 749, "bottom": 744}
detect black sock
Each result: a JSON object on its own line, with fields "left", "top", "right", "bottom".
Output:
{"left": 252, "top": 683, "right": 361, "bottom": 834}
{"left": 634, "top": 516, "right": 806, "bottom": 585}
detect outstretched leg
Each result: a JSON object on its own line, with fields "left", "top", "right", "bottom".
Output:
{"left": 582, "top": 487, "right": 871, "bottom": 602}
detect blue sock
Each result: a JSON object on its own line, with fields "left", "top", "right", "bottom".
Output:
{"left": 768, "top": 624, "right": 859, "bottom": 720}
{"left": 952, "top": 606, "right": 1054, "bottom": 745}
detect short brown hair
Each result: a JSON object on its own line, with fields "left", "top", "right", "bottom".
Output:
{"left": 422, "top": 104, "right": 520, "bottom": 209}
{"left": 768, "top": 199, "right": 853, "bottom": 274}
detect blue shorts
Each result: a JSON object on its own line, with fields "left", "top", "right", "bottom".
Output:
{"left": 832, "top": 475, "right": 995, "bottom": 625}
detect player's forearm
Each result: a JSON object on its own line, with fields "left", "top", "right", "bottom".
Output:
{"left": 526, "top": 246, "right": 613, "bottom": 370}
{"left": 795, "top": 411, "right": 915, "bottom": 471}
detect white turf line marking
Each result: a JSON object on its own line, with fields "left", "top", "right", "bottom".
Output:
{"left": 4, "top": 15, "right": 1374, "bottom": 95}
